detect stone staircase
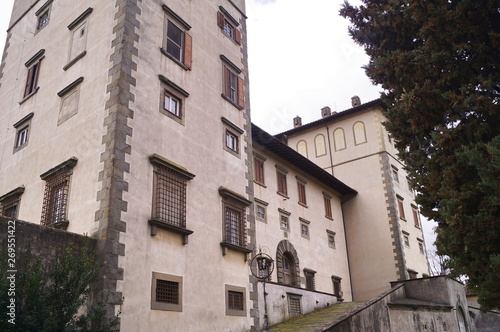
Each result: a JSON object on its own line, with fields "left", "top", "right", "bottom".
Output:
{"left": 268, "top": 301, "right": 365, "bottom": 332}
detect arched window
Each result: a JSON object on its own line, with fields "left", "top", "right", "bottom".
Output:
{"left": 297, "top": 140, "right": 308, "bottom": 158}
{"left": 276, "top": 240, "right": 300, "bottom": 287}
{"left": 353, "top": 121, "right": 367, "bottom": 145}
{"left": 314, "top": 134, "right": 326, "bottom": 157}
{"left": 333, "top": 128, "right": 346, "bottom": 151}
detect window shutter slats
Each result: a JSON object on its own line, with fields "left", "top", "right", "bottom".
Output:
{"left": 24, "top": 65, "right": 35, "bottom": 97}
{"left": 183, "top": 32, "right": 192, "bottom": 69}
{"left": 237, "top": 76, "right": 244, "bottom": 108}
{"left": 217, "top": 11, "right": 224, "bottom": 28}
{"left": 235, "top": 29, "right": 242, "bottom": 45}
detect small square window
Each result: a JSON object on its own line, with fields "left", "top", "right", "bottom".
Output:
{"left": 327, "top": 230, "right": 336, "bottom": 249}
{"left": 225, "top": 285, "right": 246, "bottom": 317}
{"left": 280, "top": 215, "right": 289, "bottom": 231}
{"left": 226, "top": 130, "right": 239, "bottom": 153}
{"left": 151, "top": 272, "right": 183, "bottom": 312}
{"left": 164, "top": 91, "right": 181, "bottom": 117}
{"left": 301, "top": 223, "right": 309, "bottom": 238}
{"left": 256, "top": 205, "right": 266, "bottom": 221}
{"left": 217, "top": 8, "right": 241, "bottom": 44}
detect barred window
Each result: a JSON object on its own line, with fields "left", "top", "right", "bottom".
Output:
{"left": 40, "top": 158, "right": 77, "bottom": 228}
{"left": 224, "top": 198, "right": 246, "bottom": 247}
{"left": 151, "top": 272, "right": 183, "bottom": 312}
{"left": 304, "top": 269, "right": 316, "bottom": 291}
{"left": 156, "top": 279, "right": 179, "bottom": 304}
{"left": 225, "top": 285, "right": 246, "bottom": 316}
{"left": 154, "top": 166, "right": 188, "bottom": 228}
{"left": 288, "top": 294, "right": 302, "bottom": 315}
{"left": 0, "top": 187, "right": 25, "bottom": 219}
{"left": 227, "top": 291, "right": 243, "bottom": 311}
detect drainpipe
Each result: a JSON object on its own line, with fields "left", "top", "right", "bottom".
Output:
{"left": 323, "top": 120, "right": 334, "bottom": 176}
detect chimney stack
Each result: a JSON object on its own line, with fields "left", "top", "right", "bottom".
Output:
{"left": 293, "top": 116, "right": 302, "bottom": 128}
{"left": 351, "top": 96, "right": 361, "bottom": 107}
{"left": 321, "top": 106, "right": 331, "bottom": 118}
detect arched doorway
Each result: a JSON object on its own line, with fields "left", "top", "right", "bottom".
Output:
{"left": 276, "top": 240, "right": 300, "bottom": 287}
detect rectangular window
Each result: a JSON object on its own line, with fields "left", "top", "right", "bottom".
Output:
{"left": 57, "top": 77, "right": 83, "bottom": 125}
{"left": 300, "top": 217, "right": 310, "bottom": 239}
{"left": 225, "top": 285, "right": 246, "bottom": 317}
{"left": 256, "top": 205, "right": 266, "bottom": 221}
{"left": 418, "top": 241, "right": 425, "bottom": 255}
{"left": 222, "top": 197, "right": 247, "bottom": 248}
{"left": 64, "top": 8, "right": 93, "bottom": 70}
{"left": 397, "top": 195, "right": 406, "bottom": 220}
{"left": 24, "top": 60, "right": 42, "bottom": 98}
{"left": 217, "top": 8, "right": 241, "bottom": 44}
{"left": 151, "top": 272, "right": 182, "bottom": 312}
{"left": 35, "top": 1, "right": 52, "bottom": 32}
{"left": 221, "top": 56, "right": 245, "bottom": 109}
{"left": 162, "top": 6, "right": 192, "bottom": 69}
{"left": 327, "top": 230, "right": 336, "bottom": 249}
{"left": 15, "top": 127, "right": 29, "bottom": 149}
{"left": 280, "top": 215, "right": 289, "bottom": 231}
{"left": 332, "top": 276, "right": 342, "bottom": 299}
{"left": 288, "top": 294, "right": 302, "bottom": 315}
{"left": 404, "top": 235, "right": 410, "bottom": 247}
{"left": 164, "top": 91, "right": 181, "bottom": 117}
{"left": 40, "top": 158, "right": 77, "bottom": 228}
{"left": 412, "top": 206, "right": 420, "bottom": 228}
{"left": 407, "top": 177, "right": 413, "bottom": 193}
{"left": 254, "top": 157, "right": 265, "bottom": 185}
{"left": 297, "top": 181, "right": 307, "bottom": 206}
{"left": 225, "top": 130, "right": 239, "bottom": 153}
{"left": 324, "top": 194, "right": 333, "bottom": 219}
{"left": 392, "top": 165, "right": 399, "bottom": 183}
{"left": 277, "top": 170, "right": 288, "bottom": 197}
{"left": 0, "top": 187, "right": 25, "bottom": 219}
{"left": 304, "top": 269, "right": 316, "bottom": 291}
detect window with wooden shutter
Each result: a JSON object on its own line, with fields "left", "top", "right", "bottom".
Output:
{"left": 297, "top": 180, "right": 307, "bottom": 206}
{"left": 324, "top": 194, "right": 333, "bottom": 219}
{"left": 412, "top": 206, "right": 420, "bottom": 228}
{"left": 217, "top": 7, "right": 241, "bottom": 45}
{"left": 254, "top": 157, "right": 265, "bottom": 185}
{"left": 162, "top": 5, "right": 193, "bottom": 70}
{"left": 277, "top": 170, "right": 288, "bottom": 196}
{"left": 397, "top": 195, "right": 406, "bottom": 220}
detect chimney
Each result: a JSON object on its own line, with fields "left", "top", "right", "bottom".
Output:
{"left": 321, "top": 106, "right": 331, "bottom": 118}
{"left": 293, "top": 116, "right": 302, "bottom": 128}
{"left": 351, "top": 96, "right": 361, "bottom": 107}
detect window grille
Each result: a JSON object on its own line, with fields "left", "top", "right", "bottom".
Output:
{"left": 227, "top": 291, "right": 244, "bottom": 311}
{"left": 288, "top": 295, "right": 301, "bottom": 315}
{"left": 156, "top": 279, "right": 179, "bottom": 304}
{"left": 154, "top": 166, "right": 188, "bottom": 228}
{"left": 41, "top": 170, "right": 71, "bottom": 226}
{"left": 223, "top": 197, "right": 246, "bottom": 247}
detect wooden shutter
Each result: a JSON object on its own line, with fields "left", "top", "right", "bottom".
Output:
{"left": 183, "top": 32, "right": 192, "bottom": 69}
{"left": 237, "top": 76, "right": 244, "bottom": 108}
{"left": 224, "top": 66, "right": 230, "bottom": 97}
{"left": 24, "top": 65, "right": 36, "bottom": 97}
{"left": 217, "top": 11, "right": 224, "bottom": 28}
{"left": 235, "top": 29, "right": 242, "bottom": 45}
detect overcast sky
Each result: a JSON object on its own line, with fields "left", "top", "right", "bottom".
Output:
{"left": 0, "top": 0, "right": 437, "bottom": 250}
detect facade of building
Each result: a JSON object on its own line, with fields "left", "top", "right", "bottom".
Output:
{"left": 278, "top": 98, "right": 430, "bottom": 301}
{"left": 0, "top": 0, "right": 429, "bottom": 331}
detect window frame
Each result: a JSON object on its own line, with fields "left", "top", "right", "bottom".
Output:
{"left": 40, "top": 157, "right": 78, "bottom": 229}
{"left": 254, "top": 198, "right": 268, "bottom": 223}
{"left": 327, "top": 230, "right": 336, "bottom": 249}
{"left": 392, "top": 165, "right": 399, "bottom": 183}
{"left": 397, "top": 195, "right": 406, "bottom": 220}
{"left": 64, "top": 8, "right": 93, "bottom": 70}
{"left": 220, "top": 55, "right": 244, "bottom": 109}
{"left": 35, "top": 0, "right": 53, "bottom": 33}
{"left": 253, "top": 153, "right": 266, "bottom": 186}
{"left": 314, "top": 134, "right": 327, "bottom": 157}
{"left": 418, "top": 240, "right": 425, "bottom": 255}
{"left": 225, "top": 285, "right": 246, "bottom": 317}
{"left": 276, "top": 165, "right": 288, "bottom": 198}
{"left": 161, "top": 5, "right": 192, "bottom": 70}
{"left": 217, "top": 7, "right": 242, "bottom": 45}
{"left": 279, "top": 208, "right": 291, "bottom": 232}
{"left": 412, "top": 205, "right": 420, "bottom": 228}
{"left": 151, "top": 272, "right": 183, "bottom": 312}
{"left": 57, "top": 77, "right": 84, "bottom": 125}
{"left": 159, "top": 75, "right": 190, "bottom": 125}
{"left": 300, "top": 217, "right": 310, "bottom": 239}
{"left": 287, "top": 293, "right": 302, "bottom": 315}
{"left": 332, "top": 275, "right": 343, "bottom": 300}
{"left": 22, "top": 50, "right": 45, "bottom": 101}
{"left": 13, "top": 113, "right": 34, "bottom": 153}
{"left": 296, "top": 177, "right": 307, "bottom": 207}
{"left": 323, "top": 193, "right": 333, "bottom": 220}
{"left": 403, "top": 231, "right": 410, "bottom": 247}
{"left": 353, "top": 121, "right": 367, "bottom": 145}
{"left": 221, "top": 117, "right": 243, "bottom": 157}
{"left": 219, "top": 188, "right": 252, "bottom": 256}
{"left": 304, "top": 269, "right": 316, "bottom": 291}
{"left": 0, "top": 186, "right": 25, "bottom": 219}
{"left": 148, "top": 154, "right": 195, "bottom": 243}
{"left": 333, "top": 128, "right": 346, "bottom": 151}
